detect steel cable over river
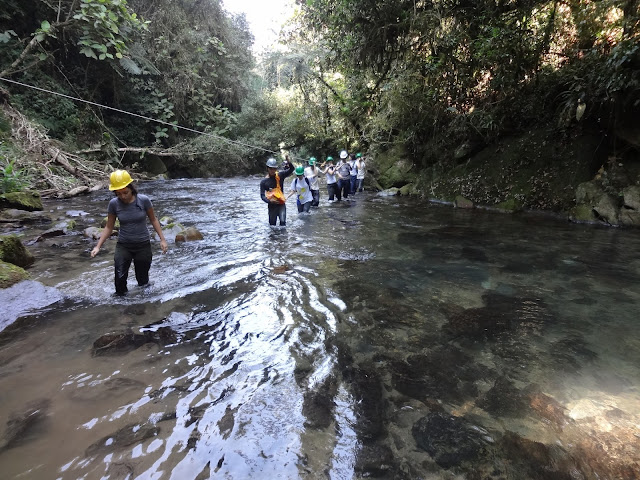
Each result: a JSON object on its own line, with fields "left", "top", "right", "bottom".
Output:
{"left": 1, "top": 177, "right": 640, "bottom": 479}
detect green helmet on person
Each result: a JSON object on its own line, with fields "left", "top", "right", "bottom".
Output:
{"left": 356, "top": 153, "right": 362, "bottom": 158}
{"left": 308, "top": 157, "right": 316, "bottom": 166}
{"left": 266, "top": 158, "right": 278, "bottom": 168}
{"left": 295, "top": 165, "right": 305, "bottom": 175}
{"left": 326, "top": 156, "right": 333, "bottom": 162}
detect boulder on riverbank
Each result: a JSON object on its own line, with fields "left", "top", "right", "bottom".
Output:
{"left": 0, "top": 191, "right": 43, "bottom": 211}
{"left": 0, "top": 260, "right": 29, "bottom": 288}
{"left": 0, "top": 235, "right": 34, "bottom": 268}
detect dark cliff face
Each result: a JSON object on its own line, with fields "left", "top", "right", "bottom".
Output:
{"left": 373, "top": 122, "right": 640, "bottom": 220}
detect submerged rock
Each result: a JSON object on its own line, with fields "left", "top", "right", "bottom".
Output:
{"left": 92, "top": 326, "right": 177, "bottom": 356}
{"left": 302, "top": 375, "right": 338, "bottom": 430}
{"left": 412, "top": 412, "right": 487, "bottom": 469}
{"left": 85, "top": 423, "right": 159, "bottom": 456}
{"left": 0, "top": 398, "right": 51, "bottom": 451}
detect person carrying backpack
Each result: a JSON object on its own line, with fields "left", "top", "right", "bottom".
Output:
{"left": 289, "top": 165, "right": 313, "bottom": 213}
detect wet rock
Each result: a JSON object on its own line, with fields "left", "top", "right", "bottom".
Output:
{"left": 454, "top": 195, "right": 473, "bottom": 209}
{"left": 575, "top": 428, "right": 640, "bottom": 479}
{"left": 0, "top": 190, "right": 43, "bottom": 211}
{"left": 35, "top": 220, "right": 76, "bottom": 241}
{"left": 271, "top": 264, "right": 291, "bottom": 275}
{"left": 549, "top": 336, "right": 597, "bottom": 373}
{"left": 92, "top": 327, "right": 177, "bottom": 356}
{"left": 83, "top": 226, "right": 102, "bottom": 240}
{"left": 175, "top": 226, "right": 203, "bottom": 242}
{"left": 92, "top": 329, "right": 150, "bottom": 356}
{"left": 344, "top": 365, "right": 386, "bottom": 442}
{"left": 0, "top": 209, "right": 51, "bottom": 224}
{"left": 354, "top": 442, "right": 395, "bottom": 477}
{"left": 302, "top": 375, "right": 338, "bottom": 429}
{"left": 1, "top": 399, "right": 51, "bottom": 451}
{"left": 444, "top": 292, "right": 553, "bottom": 339}
{"left": 500, "top": 431, "right": 577, "bottom": 480}
{"left": 0, "top": 234, "right": 34, "bottom": 268}
{"left": 0, "top": 260, "right": 29, "bottom": 289}
{"left": 391, "top": 347, "right": 476, "bottom": 404}
{"left": 477, "top": 376, "right": 528, "bottom": 418}
{"left": 412, "top": 412, "right": 487, "bottom": 469}
{"left": 524, "top": 385, "right": 571, "bottom": 430}
{"left": 85, "top": 423, "right": 160, "bottom": 456}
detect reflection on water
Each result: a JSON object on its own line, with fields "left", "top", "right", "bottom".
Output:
{"left": 1, "top": 177, "right": 640, "bottom": 479}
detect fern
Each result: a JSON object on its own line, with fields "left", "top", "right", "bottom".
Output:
{"left": 119, "top": 56, "right": 142, "bottom": 75}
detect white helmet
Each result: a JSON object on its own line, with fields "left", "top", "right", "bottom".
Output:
{"left": 266, "top": 158, "right": 278, "bottom": 168}
{"left": 339, "top": 150, "right": 348, "bottom": 159}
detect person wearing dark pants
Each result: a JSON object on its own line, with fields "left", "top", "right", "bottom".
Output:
{"left": 91, "top": 170, "right": 168, "bottom": 296}
{"left": 320, "top": 157, "right": 338, "bottom": 202}
{"left": 114, "top": 241, "right": 152, "bottom": 294}
{"left": 336, "top": 150, "right": 351, "bottom": 201}
{"left": 260, "top": 157, "right": 294, "bottom": 226}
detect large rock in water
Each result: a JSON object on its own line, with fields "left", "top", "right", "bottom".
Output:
{"left": 412, "top": 412, "right": 488, "bottom": 468}
{"left": 0, "top": 190, "right": 43, "bottom": 211}
{"left": 0, "top": 260, "right": 29, "bottom": 289}
{"left": 0, "top": 235, "right": 35, "bottom": 268}
{"left": 573, "top": 181, "right": 620, "bottom": 225}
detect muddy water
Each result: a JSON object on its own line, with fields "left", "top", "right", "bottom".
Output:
{"left": 1, "top": 177, "right": 640, "bottom": 479}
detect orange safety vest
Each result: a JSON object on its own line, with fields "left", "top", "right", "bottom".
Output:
{"left": 265, "top": 172, "right": 286, "bottom": 204}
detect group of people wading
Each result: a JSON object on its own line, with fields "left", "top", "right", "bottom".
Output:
{"left": 259, "top": 150, "right": 367, "bottom": 226}
{"left": 90, "top": 151, "right": 367, "bottom": 296}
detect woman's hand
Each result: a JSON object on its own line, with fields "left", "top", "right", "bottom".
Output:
{"left": 90, "top": 246, "right": 100, "bottom": 257}
{"left": 160, "top": 239, "right": 168, "bottom": 254}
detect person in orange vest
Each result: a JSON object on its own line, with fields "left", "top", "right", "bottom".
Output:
{"left": 91, "top": 170, "right": 168, "bottom": 296}
{"left": 260, "top": 156, "right": 294, "bottom": 226}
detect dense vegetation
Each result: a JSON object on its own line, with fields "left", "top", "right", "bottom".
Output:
{"left": 1, "top": 0, "right": 639, "bottom": 206}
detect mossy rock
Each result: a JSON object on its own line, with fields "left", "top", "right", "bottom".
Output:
{"left": 101, "top": 217, "right": 120, "bottom": 229}
{"left": 569, "top": 205, "right": 597, "bottom": 223}
{"left": 0, "top": 190, "right": 43, "bottom": 211}
{"left": 0, "top": 235, "right": 35, "bottom": 268}
{"left": 0, "top": 260, "right": 29, "bottom": 288}
{"left": 399, "top": 183, "right": 418, "bottom": 196}
{"left": 495, "top": 198, "right": 524, "bottom": 213}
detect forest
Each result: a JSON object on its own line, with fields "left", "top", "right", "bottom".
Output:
{"left": 1, "top": 0, "right": 639, "bottom": 216}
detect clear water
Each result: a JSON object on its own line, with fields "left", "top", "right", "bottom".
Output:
{"left": 1, "top": 177, "right": 639, "bottom": 479}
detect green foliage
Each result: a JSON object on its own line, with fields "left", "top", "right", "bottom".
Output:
{"left": 0, "top": 156, "right": 30, "bottom": 194}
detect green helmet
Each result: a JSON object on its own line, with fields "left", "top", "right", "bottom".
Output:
{"left": 295, "top": 165, "right": 305, "bottom": 175}
{"left": 326, "top": 156, "right": 333, "bottom": 162}
{"left": 356, "top": 153, "right": 362, "bottom": 158}
{"left": 308, "top": 157, "right": 316, "bottom": 165}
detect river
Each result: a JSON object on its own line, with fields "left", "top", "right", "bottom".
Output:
{"left": 1, "top": 177, "right": 640, "bottom": 479}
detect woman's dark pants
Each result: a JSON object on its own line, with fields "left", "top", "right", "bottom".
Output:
{"left": 114, "top": 241, "right": 152, "bottom": 295}
{"left": 311, "top": 189, "right": 320, "bottom": 207}
{"left": 327, "top": 183, "right": 339, "bottom": 201}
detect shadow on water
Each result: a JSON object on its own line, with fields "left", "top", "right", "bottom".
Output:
{"left": 1, "top": 178, "right": 640, "bottom": 479}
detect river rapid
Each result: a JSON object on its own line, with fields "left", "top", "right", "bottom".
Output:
{"left": 1, "top": 177, "right": 640, "bottom": 479}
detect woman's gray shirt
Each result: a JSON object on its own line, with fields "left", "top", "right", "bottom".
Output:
{"left": 108, "top": 194, "right": 152, "bottom": 243}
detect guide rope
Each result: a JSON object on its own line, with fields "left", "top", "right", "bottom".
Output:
{"left": 0, "top": 76, "right": 300, "bottom": 161}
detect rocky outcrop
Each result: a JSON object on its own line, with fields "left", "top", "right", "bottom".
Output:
{"left": 175, "top": 226, "right": 204, "bottom": 242}
{"left": 572, "top": 181, "right": 640, "bottom": 227}
{"left": 0, "top": 260, "right": 29, "bottom": 288}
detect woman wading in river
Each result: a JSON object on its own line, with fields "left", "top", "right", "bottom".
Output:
{"left": 91, "top": 170, "right": 168, "bottom": 296}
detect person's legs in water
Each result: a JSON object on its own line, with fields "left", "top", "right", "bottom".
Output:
{"left": 357, "top": 178, "right": 364, "bottom": 192}
{"left": 302, "top": 201, "right": 311, "bottom": 213}
{"left": 114, "top": 242, "right": 134, "bottom": 295}
{"left": 276, "top": 204, "right": 287, "bottom": 226}
{"left": 327, "top": 184, "right": 335, "bottom": 201}
{"left": 339, "top": 179, "right": 349, "bottom": 199}
{"left": 297, "top": 200, "right": 304, "bottom": 213}
{"left": 311, "top": 189, "right": 320, "bottom": 207}
{"left": 350, "top": 176, "right": 357, "bottom": 195}
{"left": 132, "top": 242, "right": 153, "bottom": 287}
{"left": 268, "top": 205, "right": 279, "bottom": 226}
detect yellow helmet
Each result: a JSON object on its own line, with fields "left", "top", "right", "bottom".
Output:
{"left": 109, "top": 170, "right": 133, "bottom": 191}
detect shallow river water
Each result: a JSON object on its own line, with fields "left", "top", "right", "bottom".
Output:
{"left": 1, "top": 177, "right": 640, "bottom": 479}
